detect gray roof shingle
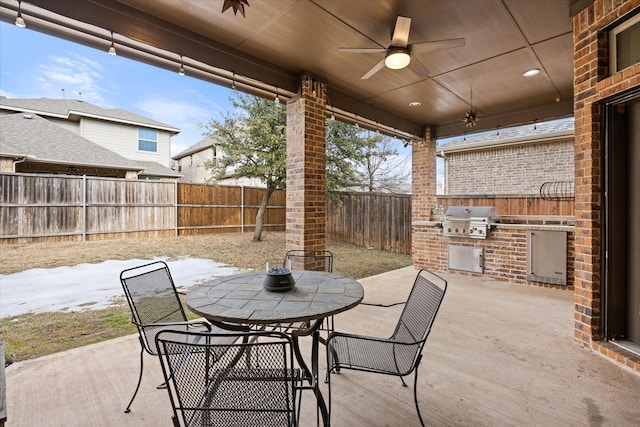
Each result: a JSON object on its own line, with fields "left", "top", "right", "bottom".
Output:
{"left": 437, "top": 118, "right": 574, "bottom": 153}
{"left": 136, "top": 160, "right": 181, "bottom": 178}
{"left": 0, "top": 113, "right": 143, "bottom": 170}
{"left": 172, "top": 135, "right": 216, "bottom": 159}
{"left": 0, "top": 97, "right": 180, "bottom": 133}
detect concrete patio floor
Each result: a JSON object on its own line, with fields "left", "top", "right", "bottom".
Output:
{"left": 5, "top": 266, "right": 640, "bottom": 426}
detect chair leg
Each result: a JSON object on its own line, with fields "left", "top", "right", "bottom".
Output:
{"left": 413, "top": 358, "right": 425, "bottom": 427}
{"left": 125, "top": 346, "right": 145, "bottom": 413}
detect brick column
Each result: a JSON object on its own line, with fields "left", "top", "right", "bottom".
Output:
{"left": 411, "top": 128, "right": 437, "bottom": 268}
{"left": 572, "top": 0, "right": 639, "bottom": 359}
{"left": 285, "top": 75, "right": 327, "bottom": 268}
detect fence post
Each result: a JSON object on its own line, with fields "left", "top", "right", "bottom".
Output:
{"left": 241, "top": 185, "right": 245, "bottom": 233}
{"left": 82, "top": 175, "right": 87, "bottom": 241}
{"left": 174, "top": 181, "right": 178, "bottom": 236}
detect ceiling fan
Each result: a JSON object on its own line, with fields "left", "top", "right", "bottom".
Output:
{"left": 338, "top": 16, "right": 465, "bottom": 80}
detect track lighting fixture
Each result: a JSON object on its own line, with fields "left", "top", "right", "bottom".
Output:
{"left": 108, "top": 31, "right": 116, "bottom": 56}
{"left": 15, "top": 0, "right": 26, "bottom": 28}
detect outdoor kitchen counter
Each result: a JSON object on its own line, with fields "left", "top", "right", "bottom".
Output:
{"left": 413, "top": 217, "right": 576, "bottom": 288}
{"left": 415, "top": 221, "right": 573, "bottom": 231}
{"left": 415, "top": 216, "right": 575, "bottom": 232}
{"left": 491, "top": 223, "right": 574, "bottom": 232}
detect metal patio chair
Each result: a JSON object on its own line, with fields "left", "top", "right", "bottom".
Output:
{"left": 156, "top": 329, "right": 304, "bottom": 427}
{"left": 284, "top": 249, "right": 333, "bottom": 273}
{"left": 326, "top": 269, "right": 447, "bottom": 427}
{"left": 282, "top": 250, "right": 335, "bottom": 336}
{"left": 119, "top": 260, "right": 236, "bottom": 413}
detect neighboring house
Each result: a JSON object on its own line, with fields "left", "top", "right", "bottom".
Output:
{"left": 0, "top": 113, "right": 143, "bottom": 178}
{"left": 172, "top": 135, "right": 264, "bottom": 187}
{"left": 437, "top": 118, "right": 574, "bottom": 196}
{"left": 0, "top": 97, "right": 181, "bottom": 180}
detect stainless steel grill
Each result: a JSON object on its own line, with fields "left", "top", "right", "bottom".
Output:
{"left": 442, "top": 206, "right": 497, "bottom": 239}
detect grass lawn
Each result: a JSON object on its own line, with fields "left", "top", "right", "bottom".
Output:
{"left": 1, "top": 232, "right": 412, "bottom": 362}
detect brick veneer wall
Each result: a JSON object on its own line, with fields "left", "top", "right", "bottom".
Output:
{"left": 414, "top": 225, "right": 575, "bottom": 289}
{"left": 285, "top": 76, "right": 328, "bottom": 267}
{"left": 573, "top": 0, "right": 640, "bottom": 374}
{"left": 411, "top": 130, "right": 436, "bottom": 224}
{"left": 411, "top": 131, "right": 437, "bottom": 266}
{"left": 445, "top": 139, "right": 574, "bottom": 195}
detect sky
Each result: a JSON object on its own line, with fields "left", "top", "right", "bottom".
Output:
{"left": 0, "top": 257, "right": 240, "bottom": 318}
{"left": 0, "top": 21, "right": 235, "bottom": 156}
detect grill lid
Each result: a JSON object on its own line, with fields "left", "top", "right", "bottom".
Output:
{"left": 444, "top": 206, "right": 497, "bottom": 221}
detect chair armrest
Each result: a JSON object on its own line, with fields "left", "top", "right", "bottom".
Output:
{"left": 133, "top": 319, "right": 212, "bottom": 332}
{"left": 359, "top": 301, "right": 406, "bottom": 308}
{"left": 327, "top": 331, "right": 420, "bottom": 347}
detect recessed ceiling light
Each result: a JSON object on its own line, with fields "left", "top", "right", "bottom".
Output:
{"left": 523, "top": 68, "right": 540, "bottom": 77}
{"left": 409, "top": 101, "right": 421, "bottom": 107}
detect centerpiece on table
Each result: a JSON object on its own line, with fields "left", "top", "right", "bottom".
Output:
{"left": 263, "top": 259, "right": 295, "bottom": 291}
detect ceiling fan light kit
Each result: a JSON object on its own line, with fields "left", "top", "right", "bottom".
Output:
{"left": 385, "top": 48, "right": 411, "bottom": 69}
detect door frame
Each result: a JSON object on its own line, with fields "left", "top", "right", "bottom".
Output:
{"left": 601, "top": 87, "right": 640, "bottom": 344}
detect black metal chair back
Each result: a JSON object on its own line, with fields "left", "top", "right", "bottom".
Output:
{"left": 387, "top": 269, "right": 447, "bottom": 374}
{"left": 121, "top": 261, "right": 188, "bottom": 354}
{"left": 119, "top": 260, "right": 211, "bottom": 413}
{"left": 284, "top": 249, "right": 333, "bottom": 272}
{"left": 283, "top": 250, "right": 335, "bottom": 337}
{"left": 326, "top": 269, "right": 447, "bottom": 426}
{"left": 156, "top": 329, "right": 302, "bottom": 427}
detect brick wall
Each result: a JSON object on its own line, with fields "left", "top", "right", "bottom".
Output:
{"left": 411, "top": 129, "right": 436, "bottom": 224}
{"left": 445, "top": 139, "right": 574, "bottom": 195}
{"left": 411, "top": 130, "right": 437, "bottom": 265}
{"left": 573, "top": 0, "right": 640, "bottom": 373}
{"left": 413, "top": 225, "right": 575, "bottom": 289}
{"left": 285, "top": 75, "right": 328, "bottom": 266}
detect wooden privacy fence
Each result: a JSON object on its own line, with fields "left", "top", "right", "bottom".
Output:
{"left": 0, "top": 173, "right": 176, "bottom": 242}
{"left": 0, "top": 173, "right": 285, "bottom": 244}
{"left": 326, "top": 192, "right": 412, "bottom": 254}
{"left": 177, "top": 184, "right": 286, "bottom": 235}
{"left": 436, "top": 195, "right": 575, "bottom": 218}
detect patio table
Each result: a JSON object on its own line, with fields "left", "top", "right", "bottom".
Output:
{"left": 185, "top": 270, "right": 364, "bottom": 426}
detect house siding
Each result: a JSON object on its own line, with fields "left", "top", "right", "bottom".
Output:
{"left": 444, "top": 138, "right": 574, "bottom": 195}
{"left": 80, "top": 118, "right": 172, "bottom": 168}
{"left": 174, "top": 146, "right": 264, "bottom": 187}
{"left": 175, "top": 150, "right": 213, "bottom": 183}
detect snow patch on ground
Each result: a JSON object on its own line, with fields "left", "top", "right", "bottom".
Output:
{"left": 0, "top": 257, "right": 240, "bottom": 318}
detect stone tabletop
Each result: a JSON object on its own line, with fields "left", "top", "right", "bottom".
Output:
{"left": 186, "top": 271, "right": 364, "bottom": 325}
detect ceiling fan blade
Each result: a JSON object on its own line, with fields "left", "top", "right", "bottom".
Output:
{"left": 411, "top": 38, "right": 465, "bottom": 53}
{"left": 408, "top": 57, "right": 430, "bottom": 77}
{"left": 338, "top": 47, "right": 387, "bottom": 54}
{"left": 361, "top": 58, "right": 386, "bottom": 79}
{"left": 390, "top": 16, "right": 411, "bottom": 47}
